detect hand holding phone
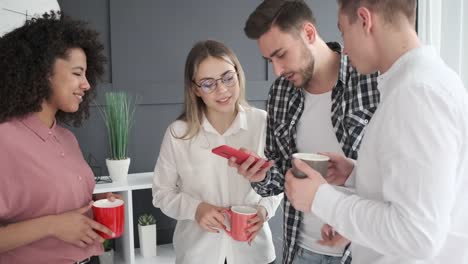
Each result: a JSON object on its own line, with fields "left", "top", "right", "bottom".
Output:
{"left": 212, "top": 145, "right": 270, "bottom": 169}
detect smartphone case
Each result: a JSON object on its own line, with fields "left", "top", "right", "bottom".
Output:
{"left": 212, "top": 145, "right": 269, "bottom": 169}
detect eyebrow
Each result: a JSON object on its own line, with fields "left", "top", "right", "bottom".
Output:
{"left": 72, "top": 66, "right": 85, "bottom": 71}
{"left": 199, "top": 70, "right": 234, "bottom": 81}
{"left": 262, "top": 48, "right": 283, "bottom": 60}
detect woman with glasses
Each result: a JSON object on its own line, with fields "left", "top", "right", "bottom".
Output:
{"left": 152, "top": 40, "right": 280, "bottom": 264}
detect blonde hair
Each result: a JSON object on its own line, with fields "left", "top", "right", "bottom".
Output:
{"left": 173, "top": 40, "right": 249, "bottom": 140}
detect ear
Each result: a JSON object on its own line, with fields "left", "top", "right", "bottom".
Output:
{"left": 192, "top": 85, "right": 202, "bottom": 97}
{"left": 356, "top": 7, "right": 373, "bottom": 35}
{"left": 302, "top": 22, "right": 317, "bottom": 44}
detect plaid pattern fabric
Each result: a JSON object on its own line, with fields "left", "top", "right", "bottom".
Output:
{"left": 253, "top": 42, "right": 380, "bottom": 264}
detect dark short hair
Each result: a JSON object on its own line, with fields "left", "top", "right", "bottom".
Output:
{"left": 0, "top": 11, "right": 106, "bottom": 126}
{"left": 337, "top": 0, "right": 417, "bottom": 24}
{"left": 244, "top": 0, "right": 317, "bottom": 39}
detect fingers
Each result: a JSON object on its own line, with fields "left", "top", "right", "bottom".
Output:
{"left": 200, "top": 222, "right": 220, "bottom": 233}
{"left": 88, "top": 219, "right": 115, "bottom": 237}
{"left": 80, "top": 234, "right": 94, "bottom": 245}
{"left": 74, "top": 240, "right": 87, "bottom": 248}
{"left": 238, "top": 156, "right": 257, "bottom": 174}
{"left": 86, "top": 229, "right": 104, "bottom": 243}
{"left": 228, "top": 157, "right": 240, "bottom": 168}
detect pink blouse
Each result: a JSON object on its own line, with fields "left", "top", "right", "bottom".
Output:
{"left": 0, "top": 114, "right": 102, "bottom": 263}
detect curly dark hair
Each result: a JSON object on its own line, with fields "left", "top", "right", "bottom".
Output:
{"left": 0, "top": 11, "right": 106, "bottom": 127}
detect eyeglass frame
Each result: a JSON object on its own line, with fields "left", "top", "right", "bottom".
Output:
{"left": 192, "top": 70, "right": 239, "bottom": 94}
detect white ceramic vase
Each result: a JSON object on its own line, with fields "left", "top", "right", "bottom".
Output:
{"left": 138, "top": 224, "right": 157, "bottom": 257}
{"left": 106, "top": 158, "right": 130, "bottom": 183}
{"left": 98, "top": 249, "right": 114, "bottom": 264}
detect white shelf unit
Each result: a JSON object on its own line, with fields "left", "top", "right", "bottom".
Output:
{"left": 93, "top": 172, "right": 175, "bottom": 264}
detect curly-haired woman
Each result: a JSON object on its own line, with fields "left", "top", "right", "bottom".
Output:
{"left": 0, "top": 12, "right": 120, "bottom": 264}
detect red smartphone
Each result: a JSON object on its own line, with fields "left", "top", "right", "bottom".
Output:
{"left": 212, "top": 145, "right": 270, "bottom": 169}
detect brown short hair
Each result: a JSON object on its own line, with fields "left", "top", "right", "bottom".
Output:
{"left": 337, "top": 0, "right": 417, "bottom": 24}
{"left": 244, "top": 0, "right": 317, "bottom": 39}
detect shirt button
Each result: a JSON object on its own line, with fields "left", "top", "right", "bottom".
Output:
{"left": 364, "top": 119, "right": 369, "bottom": 124}
{"left": 48, "top": 131, "right": 52, "bottom": 135}
{"left": 291, "top": 121, "right": 295, "bottom": 125}
{"left": 79, "top": 176, "right": 82, "bottom": 180}
{"left": 61, "top": 152, "right": 65, "bottom": 157}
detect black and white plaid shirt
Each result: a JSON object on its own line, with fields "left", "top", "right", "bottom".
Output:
{"left": 253, "top": 43, "right": 380, "bottom": 264}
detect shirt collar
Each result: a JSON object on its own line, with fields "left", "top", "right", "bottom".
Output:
{"left": 201, "top": 105, "right": 248, "bottom": 136}
{"left": 325, "top": 42, "right": 348, "bottom": 85}
{"left": 20, "top": 114, "right": 57, "bottom": 141}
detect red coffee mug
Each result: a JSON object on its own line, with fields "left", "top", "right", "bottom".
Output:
{"left": 92, "top": 198, "right": 125, "bottom": 239}
{"left": 223, "top": 205, "right": 257, "bottom": 241}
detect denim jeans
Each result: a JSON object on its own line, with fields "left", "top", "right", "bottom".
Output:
{"left": 293, "top": 247, "right": 342, "bottom": 264}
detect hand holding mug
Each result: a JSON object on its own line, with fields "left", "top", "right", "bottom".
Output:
{"left": 245, "top": 206, "right": 268, "bottom": 245}
{"left": 195, "top": 202, "right": 227, "bottom": 233}
{"left": 92, "top": 199, "right": 125, "bottom": 239}
{"left": 51, "top": 202, "right": 114, "bottom": 248}
{"left": 285, "top": 159, "right": 327, "bottom": 213}
{"left": 320, "top": 152, "right": 354, "bottom": 186}
{"left": 223, "top": 205, "right": 258, "bottom": 242}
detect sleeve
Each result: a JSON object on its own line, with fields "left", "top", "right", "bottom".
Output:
{"left": 257, "top": 193, "right": 283, "bottom": 220}
{"left": 252, "top": 83, "right": 288, "bottom": 196}
{"left": 152, "top": 125, "right": 202, "bottom": 221}
{"left": 312, "top": 84, "right": 458, "bottom": 259}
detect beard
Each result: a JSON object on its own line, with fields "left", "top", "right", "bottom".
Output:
{"left": 295, "top": 43, "right": 315, "bottom": 88}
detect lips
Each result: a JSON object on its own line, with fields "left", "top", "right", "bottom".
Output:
{"left": 216, "top": 96, "right": 231, "bottom": 104}
{"left": 73, "top": 93, "right": 84, "bottom": 102}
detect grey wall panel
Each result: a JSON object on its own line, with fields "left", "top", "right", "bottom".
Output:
{"left": 58, "top": 0, "right": 112, "bottom": 83}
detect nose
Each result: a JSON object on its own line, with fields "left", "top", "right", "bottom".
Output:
{"left": 81, "top": 76, "right": 91, "bottom": 91}
{"left": 272, "top": 61, "right": 284, "bottom": 77}
{"left": 216, "top": 80, "right": 229, "bottom": 93}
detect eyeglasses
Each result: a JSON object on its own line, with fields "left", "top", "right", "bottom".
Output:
{"left": 193, "top": 71, "right": 238, "bottom": 94}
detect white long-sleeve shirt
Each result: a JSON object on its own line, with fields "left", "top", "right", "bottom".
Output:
{"left": 153, "top": 107, "right": 281, "bottom": 264}
{"left": 313, "top": 46, "right": 468, "bottom": 263}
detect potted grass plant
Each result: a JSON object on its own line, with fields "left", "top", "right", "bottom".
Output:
{"left": 138, "top": 213, "right": 157, "bottom": 257}
{"left": 101, "top": 91, "right": 136, "bottom": 182}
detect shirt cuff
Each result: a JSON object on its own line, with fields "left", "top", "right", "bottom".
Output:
{"left": 312, "top": 184, "right": 345, "bottom": 225}
{"left": 188, "top": 199, "right": 203, "bottom": 221}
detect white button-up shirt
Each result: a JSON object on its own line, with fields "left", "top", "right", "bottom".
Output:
{"left": 153, "top": 107, "right": 281, "bottom": 264}
{"left": 313, "top": 46, "right": 468, "bottom": 263}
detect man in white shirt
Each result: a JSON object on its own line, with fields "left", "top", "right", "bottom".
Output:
{"left": 284, "top": 0, "right": 468, "bottom": 263}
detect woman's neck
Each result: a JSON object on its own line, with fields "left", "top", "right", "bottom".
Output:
{"left": 205, "top": 109, "right": 238, "bottom": 135}
{"left": 36, "top": 102, "right": 57, "bottom": 128}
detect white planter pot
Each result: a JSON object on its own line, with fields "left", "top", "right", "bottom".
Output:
{"left": 99, "top": 249, "right": 114, "bottom": 264}
{"left": 138, "top": 224, "right": 157, "bottom": 257}
{"left": 106, "top": 158, "right": 130, "bottom": 183}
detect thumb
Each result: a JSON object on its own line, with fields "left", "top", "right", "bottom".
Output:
{"left": 76, "top": 201, "right": 93, "bottom": 214}
{"left": 293, "top": 159, "right": 319, "bottom": 180}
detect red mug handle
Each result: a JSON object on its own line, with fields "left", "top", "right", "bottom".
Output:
{"left": 221, "top": 209, "right": 232, "bottom": 237}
